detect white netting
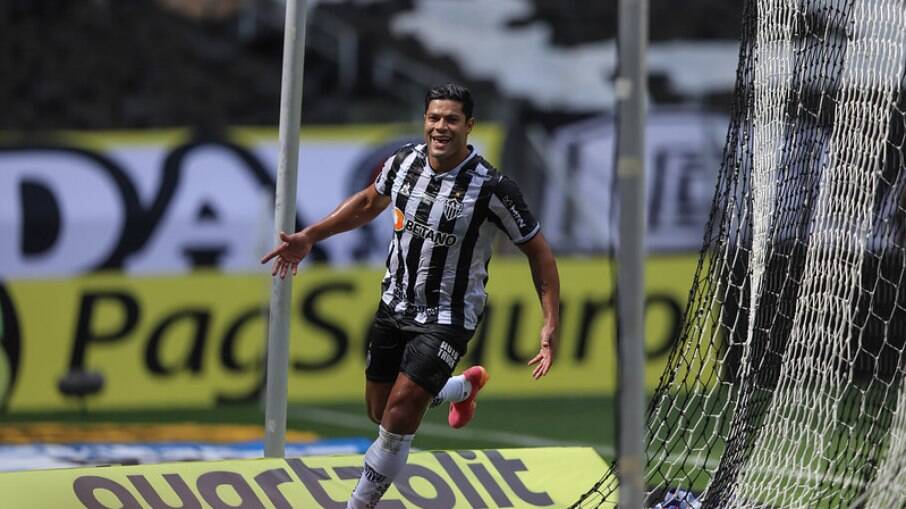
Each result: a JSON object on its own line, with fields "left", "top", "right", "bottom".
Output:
{"left": 575, "top": 0, "right": 906, "bottom": 507}
{"left": 730, "top": 1, "right": 906, "bottom": 506}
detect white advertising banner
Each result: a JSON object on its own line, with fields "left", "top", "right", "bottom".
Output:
{"left": 542, "top": 110, "right": 728, "bottom": 252}
{"left": 0, "top": 126, "right": 502, "bottom": 279}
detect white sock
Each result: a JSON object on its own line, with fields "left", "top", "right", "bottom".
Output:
{"left": 347, "top": 426, "right": 413, "bottom": 509}
{"left": 430, "top": 374, "right": 473, "bottom": 408}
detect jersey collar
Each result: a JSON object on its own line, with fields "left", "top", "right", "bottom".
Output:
{"left": 425, "top": 145, "right": 476, "bottom": 179}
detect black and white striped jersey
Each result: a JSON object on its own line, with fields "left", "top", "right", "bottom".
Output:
{"left": 373, "top": 143, "right": 540, "bottom": 330}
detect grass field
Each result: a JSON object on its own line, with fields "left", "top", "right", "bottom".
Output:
{"left": 3, "top": 395, "right": 618, "bottom": 461}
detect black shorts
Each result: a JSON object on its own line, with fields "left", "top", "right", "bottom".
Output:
{"left": 365, "top": 302, "right": 475, "bottom": 395}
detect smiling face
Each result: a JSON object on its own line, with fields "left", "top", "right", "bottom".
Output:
{"left": 424, "top": 99, "right": 474, "bottom": 172}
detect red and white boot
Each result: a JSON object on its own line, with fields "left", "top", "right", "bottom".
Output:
{"left": 448, "top": 365, "right": 490, "bottom": 429}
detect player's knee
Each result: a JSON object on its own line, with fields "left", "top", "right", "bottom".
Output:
{"left": 381, "top": 402, "right": 416, "bottom": 430}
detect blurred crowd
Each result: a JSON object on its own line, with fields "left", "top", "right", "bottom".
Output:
{"left": 0, "top": 0, "right": 742, "bottom": 131}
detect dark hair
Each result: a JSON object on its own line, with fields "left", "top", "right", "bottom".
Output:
{"left": 424, "top": 83, "right": 474, "bottom": 119}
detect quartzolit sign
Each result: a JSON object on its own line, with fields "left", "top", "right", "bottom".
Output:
{"left": 0, "top": 448, "right": 613, "bottom": 508}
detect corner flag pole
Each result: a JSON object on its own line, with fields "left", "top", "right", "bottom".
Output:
{"left": 264, "top": 0, "right": 309, "bottom": 458}
{"left": 616, "top": 0, "right": 648, "bottom": 505}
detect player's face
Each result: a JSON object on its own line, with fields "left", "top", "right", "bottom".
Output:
{"left": 424, "top": 99, "right": 474, "bottom": 171}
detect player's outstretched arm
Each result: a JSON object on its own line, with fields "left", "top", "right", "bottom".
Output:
{"left": 518, "top": 232, "right": 560, "bottom": 379}
{"left": 261, "top": 185, "right": 391, "bottom": 278}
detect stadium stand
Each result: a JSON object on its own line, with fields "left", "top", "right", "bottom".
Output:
{"left": 0, "top": 0, "right": 741, "bottom": 130}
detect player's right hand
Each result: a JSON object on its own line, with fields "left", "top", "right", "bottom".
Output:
{"left": 260, "top": 230, "right": 313, "bottom": 279}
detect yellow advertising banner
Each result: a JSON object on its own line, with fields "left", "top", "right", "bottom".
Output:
{"left": 0, "top": 447, "right": 614, "bottom": 508}
{"left": 1, "top": 256, "right": 702, "bottom": 411}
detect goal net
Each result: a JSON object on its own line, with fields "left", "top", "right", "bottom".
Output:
{"left": 575, "top": 0, "right": 906, "bottom": 507}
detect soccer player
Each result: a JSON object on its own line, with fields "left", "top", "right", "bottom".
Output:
{"left": 261, "top": 83, "right": 560, "bottom": 509}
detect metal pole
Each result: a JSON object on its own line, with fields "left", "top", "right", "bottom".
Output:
{"left": 616, "top": 0, "right": 648, "bottom": 506}
{"left": 264, "top": 0, "right": 308, "bottom": 458}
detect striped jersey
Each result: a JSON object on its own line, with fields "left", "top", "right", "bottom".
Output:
{"left": 374, "top": 143, "right": 540, "bottom": 330}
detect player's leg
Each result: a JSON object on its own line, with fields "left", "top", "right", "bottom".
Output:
{"left": 348, "top": 325, "right": 466, "bottom": 509}
{"left": 364, "top": 381, "right": 392, "bottom": 424}
{"left": 414, "top": 323, "right": 486, "bottom": 428}
{"left": 433, "top": 365, "right": 490, "bottom": 428}
{"left": 431, "top": 371, "right": 470, "bottom": 408}
{"left": 380, "top": 372, "right": 435, "bottom": 433}
{"left": 349, "top": 302, "right": 413, "bottom": 509}
{"left": 362, "top": 303, "right": 404, "bottom": 424}
{"left": 348, "top": 374, "right": 431, "bottom": 509}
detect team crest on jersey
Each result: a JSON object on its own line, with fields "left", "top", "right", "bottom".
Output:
{"left": 443, "top": 198, "right": 464, "bottom": 220}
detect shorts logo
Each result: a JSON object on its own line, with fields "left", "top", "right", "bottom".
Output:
{"left": 437, "top": 341, "right": 459, "bottom": 369}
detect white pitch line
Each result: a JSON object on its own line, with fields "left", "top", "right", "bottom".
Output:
{"left": 290, "top": 407, "right": 853, "bottom": 491}
{"left": 288, "top": 405, "right": 615, "bottom": 457}
{"left": 289, "top": 406, "right": 723, "bottom": 469}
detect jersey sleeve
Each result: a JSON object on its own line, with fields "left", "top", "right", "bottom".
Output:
{"left": 488, "top": 175, "right": 541, "bottom": 244}
{"left": 374, "top": 145, "right": 415, "bottom": 196}
{"left": 373, "top": 154, "right": 396, "bottom": 196}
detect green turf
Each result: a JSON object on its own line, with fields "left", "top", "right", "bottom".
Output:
{"left": 3, "top": 395, "right": 617, "bottom": 460}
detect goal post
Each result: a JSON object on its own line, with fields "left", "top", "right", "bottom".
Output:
{"left": 614, "top": 0, "right": 649, "bottom": 508}
{"left": 264, "top": 0, "right": 309, "bottom": 458}
{"left": 575, "top": 0, "right": 906, "bottom": 507}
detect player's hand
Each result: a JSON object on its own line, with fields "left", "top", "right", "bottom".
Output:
{"left": 528, "top": 324, "right": 556, "bottom": 379}
{"left": 260, "top": 230, "right": 313, "bottom": 279}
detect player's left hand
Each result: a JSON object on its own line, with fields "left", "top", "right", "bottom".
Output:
{"left": 528, "top": 324, "right": 556, "bottom": 379}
